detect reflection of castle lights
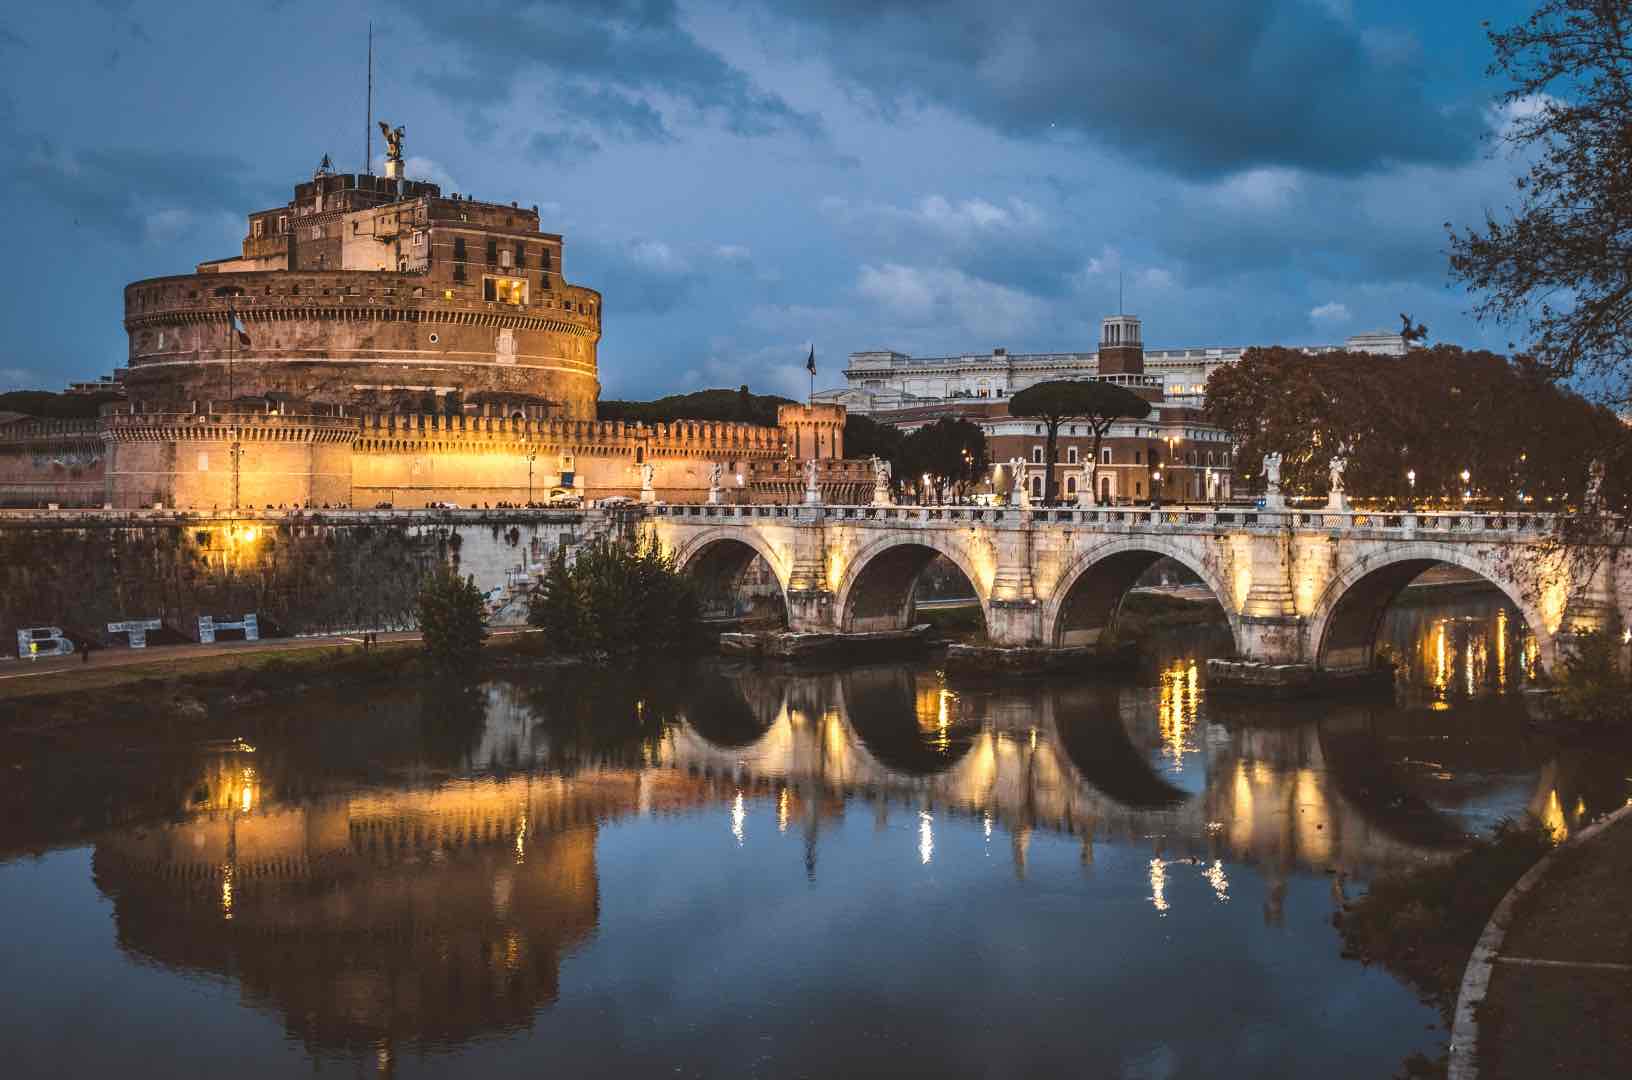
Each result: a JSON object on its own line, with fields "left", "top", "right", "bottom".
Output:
{"left": 731, "top": 791, "right": 746, "bottom": 845}
{"left": 220, "top": 864, "right": 234, "bottom": 921}
{"left": 983, "top": 812, "right": 993, "bottom": 842}
{"left": 1205, "top": 859, "right": 1230, "bottom": 903}
{"left": 1157, "top": 660, "right": 1200, "bottom": 770}
{"left": 1148, "top": 858, "right": 1169, "bottom": 914}
{"left": 515, "top": 813, "right": 528, "bottom": 862}
{"left": 777, "top": 788, "right": 790, "bottom": 834}
{"left": 919, "top": 811, "right": 934, "bottom": 865}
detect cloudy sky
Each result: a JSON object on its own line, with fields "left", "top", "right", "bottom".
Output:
{"left": 1, "top": 0, "right": 1541, "bottom": 399}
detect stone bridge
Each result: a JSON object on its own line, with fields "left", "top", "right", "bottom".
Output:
{"left": 645, "top": 504, "right": 1632, "bottom": 672}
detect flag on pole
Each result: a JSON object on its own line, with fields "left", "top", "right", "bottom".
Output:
{"left": 805, "top": 345, "right": 816, "bottom": 376}
{"left": 230, "top": 311, "right": 251, "bottom": 347}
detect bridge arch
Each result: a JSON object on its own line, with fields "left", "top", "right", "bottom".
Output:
{"left": 1041, "top": 537, "right": 1240, "bottom": 650}
{"left": 1305, "top": 542, "right": 1556, "bottom": 673}
{"left": 834, "top": 533, "right": 992, "bottom": 635}
{"left": 670, "top": 527, "right": 790, "bottom": 620}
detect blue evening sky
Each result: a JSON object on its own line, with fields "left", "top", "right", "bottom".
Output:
{"left": 0, "top": 0, "right": 1541, "bottom": 400}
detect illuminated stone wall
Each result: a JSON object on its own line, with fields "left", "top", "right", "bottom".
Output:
{"left": 0, "top": 510, "right": 599, "bottom": 651}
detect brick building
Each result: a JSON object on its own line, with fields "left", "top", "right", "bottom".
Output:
{"left": 872, "top": 315, "right": 1234, "bottom": 505}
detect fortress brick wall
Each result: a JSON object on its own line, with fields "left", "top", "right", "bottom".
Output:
{"left": 123, "top": 269, "right": 601, "bottom": 419}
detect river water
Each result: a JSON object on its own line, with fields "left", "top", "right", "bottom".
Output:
{"left": 2, "top": 590, "right": 1629, "bottom": 1078}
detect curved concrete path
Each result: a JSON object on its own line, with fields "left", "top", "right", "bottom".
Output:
{"left": 1450, "top": 800, "right": 1632, "bottom": 1079}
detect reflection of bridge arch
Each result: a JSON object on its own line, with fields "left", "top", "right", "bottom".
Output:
{"left": 1042, "top": 537, "right": 1237, "bottom": 650}
{"left": 673, "top": 528, "right": 790, "bottom": 617}
{"left": 1306, "top": 544, "right": 1555, "bottom": 671}
{"left": 834, "top": 534, "right": 990, "bottom": 634}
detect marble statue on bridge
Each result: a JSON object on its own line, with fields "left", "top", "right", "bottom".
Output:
{"left": 1261, "top": 452, "right": 1284, "bottom": 509}
{"left": 1077, "top": 458, "right": 1097, "bottom": 508}
{"left": 803, "top": 457, "right": 822, "bottom": 506}
{"left": 871, "top": 456, "right": 893, "bottom": 507}
{"left": 639, "top": 462, "right": 656, "bottom": 504}
{"left": 1327, "top": 445, "right": 1350, "bottom": 512}
{"left": 707, "top": 462, "right": 723, "bottom": 505}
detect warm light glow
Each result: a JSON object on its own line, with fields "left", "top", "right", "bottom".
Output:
{"left": 731, "top": 791, "right": 746, "bottom": 845}
{"left": 1157, "top": 660, "right": 1199, "bottom": 771}
{"left": 1496, "top": 607, "right": 1508, "bottom": 685}
{"left": 1148, "top": 858, "right": 1169, "bottom": 914}
{"left": 919, "top": 810, "right": 934, "bottom": 864}
{"left": 1205, "top": 860, "right": 1230, "bottom": 903}
{"left": 777, "top": 788, "right": 790, "bottom": 834}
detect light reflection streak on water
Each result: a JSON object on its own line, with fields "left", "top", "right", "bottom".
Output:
{"left": 777, "top": 788, "right": 790, "bottom": 833}
{"left": 220, "top": 864, "right": 234, "bottom": 921}
{"left": 919, "top": 811, "right": 934, "bottom": 865}
{"left": 1148, "top": 858, "right": 1168, "bottom": 914}
{"left": 731, "top": 792, "right": 745, "bottom": 845}
{"left": 1157, "top": 660, "right": 1199, "bottom": 771}
{"left": 1205, "top": 860, "right": 1230, "bottom": 903}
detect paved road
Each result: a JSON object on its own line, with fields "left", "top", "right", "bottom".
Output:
{"left": 0, "top": 627, "right": 535, "bottom": 684}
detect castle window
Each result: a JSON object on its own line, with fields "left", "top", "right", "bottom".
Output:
{"left": 486, "top": 239, "right": 497, "bottom": 264}
{"left": 1101, "top": 448, "right": 1112, "bottom": 464}
{"left": 1067, "top": 446, "right": 1079, "bottom": 464}
{"left": 485, "top": 276, "right": 527, "bottom": 304}
{"left": 541, "top": 248, "right": 552, "bottom": 272}
{"left": 277, "top": 215, "right": 287, "bottom": 233}
{"left": 453, "top": 237, "right": 466, "bottom": 261}
{"left": 252, "top": 220, "right": 264, "bottom": 239}
{"left": 1031, "top": 446, "right": 1043, "bottom": 464}
{"left": 515, "top": 242, "right": 526, "bottom": 268}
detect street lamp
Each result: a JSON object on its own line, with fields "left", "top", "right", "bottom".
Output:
{"left": 1406, "top": 468, "right": 1416, "bottom": 505}
{"left": 1460, "top": 468, "right": 1471, "bottom": 503}
{"left": 525, "top": 444, "right": 539, "bottom": 505}
{"left": 1151, "top": 468, "right": 1162, "bottom": 509}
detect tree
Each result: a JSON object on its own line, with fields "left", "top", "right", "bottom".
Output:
{"left": 843, "top": 413, "right": 906, "bottom": 474}
{"left": 415, "top": 565, "right": 489, "bottom": 672}
{"left": 899, "top": 417, "right": 989, "bottom": 502}
{"left": 1204, "top": 344, "right": 1629, "bottom": 508}
{"left": 527, "top": 536, "right": 699, "bottom": 656}
{"left": 1009, "top": 380, "right": 1152, "bottom": 504}
{"left": 1448, "top": 1, "right": 1632, "bottom": 414}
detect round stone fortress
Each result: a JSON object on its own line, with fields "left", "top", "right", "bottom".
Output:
{"left": 123, "top": 153, "right": 601, "bottom": 419}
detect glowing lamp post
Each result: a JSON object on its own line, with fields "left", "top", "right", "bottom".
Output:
{"left": 1406, "top": 468, "right": 1416, "bottom": 505}
{"left": 1460, "top": 468, "right": 1471, "bottom": 503}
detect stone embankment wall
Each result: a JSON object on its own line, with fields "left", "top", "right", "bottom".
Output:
{"left": 0, "top": 508, "right": 612, "bottom": 654}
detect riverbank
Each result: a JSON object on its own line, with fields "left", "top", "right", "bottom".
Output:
{"left": 0, "top": 630, "right": 552, "bottom": 735}
{"left": 1468, "top": 803, "right": 1632, "bottom": 1079}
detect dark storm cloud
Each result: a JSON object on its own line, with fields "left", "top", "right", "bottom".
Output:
{"left": 764, "top": 0, "right": 1480, "bottom": 178}
{"left": 10, "top": 137, "right": 270, "bottom": 241}
{"left": 393, "top": 0, "right": 820, "bottom": 140}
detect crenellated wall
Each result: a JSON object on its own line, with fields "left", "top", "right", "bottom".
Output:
{"left": 0, "top": 418, "right": 106, "bottom": 507}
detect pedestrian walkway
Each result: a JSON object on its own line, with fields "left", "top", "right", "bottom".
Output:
{"left": 1467, "top": 803, "right": 1632, "bottom": 1078}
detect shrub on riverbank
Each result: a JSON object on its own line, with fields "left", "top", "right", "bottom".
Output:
{"left": 1550, "top": 616, "right": 1632, "bottom": 735}
{"left": 527, "top": 536, "right": 699, "bottom": 656}
{"left": 1336, "top": 815, "right": 1556, "bottom": 1077}
{"left": 416, "top": 567, "right": 489, "bottom": 673}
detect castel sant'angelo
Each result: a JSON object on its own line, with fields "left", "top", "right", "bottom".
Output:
{"left": 2, "top": 126, "right": 856, "bottom": 510}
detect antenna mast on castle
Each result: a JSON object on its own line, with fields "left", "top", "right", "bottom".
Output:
{"left": 365, "top": 21, "right": 373, "bottom": 174}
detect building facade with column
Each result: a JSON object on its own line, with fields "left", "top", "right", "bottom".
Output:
{"left": 823, "top": 324, "right": 1406, "bottom": 415}
{"left": 846, "top": 314, "right": 1239, "bottom": 505}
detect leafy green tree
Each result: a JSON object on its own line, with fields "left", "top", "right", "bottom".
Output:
{"left": 1204, "top": 344, "right": 1628, "bottom": 508}
{"left": 527, "top": 535, "right": 700, "bottom": 656}
{"left": 843, "top": 413, "right": 907, "bottom": 478}
{"left": 415, "top": 566, "right": 489, "bottom": 672}
{"left": 1449, "top": 1, "right": 1632, "bottom": 415}
{"left": 900, "top": 417, "right": 989, "bottom": 502}
{"left": 598, "top": 387, "right": 793, "bottom": 428}
{"left": 1009, "top": 380, "right": 1152, "bottom": 504}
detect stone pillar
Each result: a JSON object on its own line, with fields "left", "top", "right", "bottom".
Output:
{"left": 784, "top": 518, "right": 835, "bottom": 632}
{"left": 986, "top": 519, "right": 1040, "bottom": 646}
{"left": 1237, "top": 531, "right": 1303, "bottom": 663}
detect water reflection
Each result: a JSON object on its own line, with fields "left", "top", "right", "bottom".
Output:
{"left": 3, "top": 590, "right": 1629, "bottom": 1077}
